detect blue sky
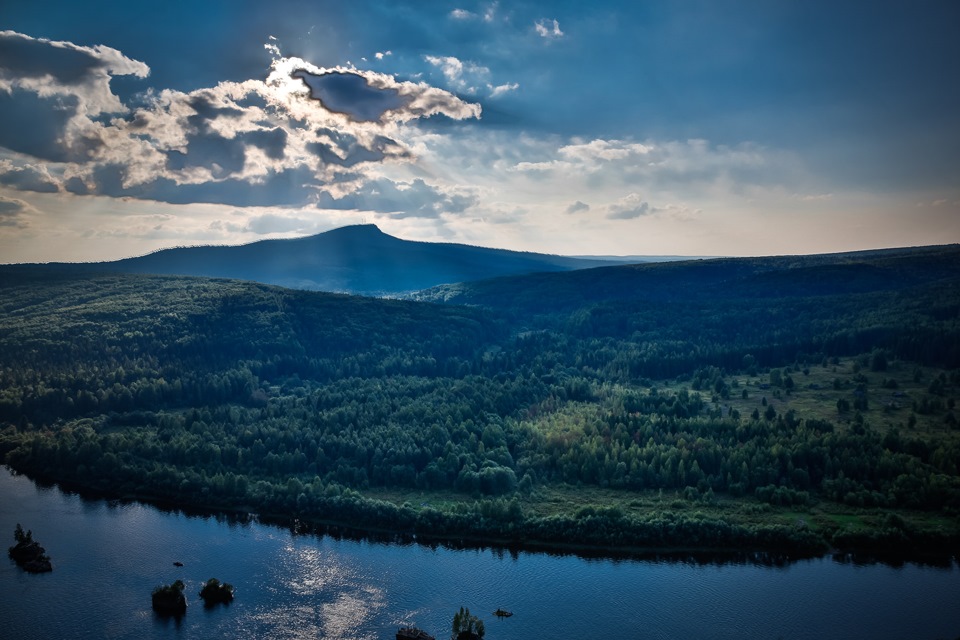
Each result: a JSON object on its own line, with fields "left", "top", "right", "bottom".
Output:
{"left": 0, "top": 0, "right": 957, "bottom": 261}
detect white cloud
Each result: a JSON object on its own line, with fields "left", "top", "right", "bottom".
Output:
{"left": 535, "top": 19, "right": 564, "bottom": 39}
{"left": 606, "top": 193, "right": 651, "bottom": 220}
{"left": 375, "top": 51, "right": 392, "bottom": 60}
{"left": 488, "top": 82, "right": 519, "bottom": 98}
{"left": 424, "top": 55, "right": 491, "bottom": 94}
{"left": 450, "top": 9, "right": 475, "bottom": 20}
{"left": 559, "top": 139, "right": 652, "bottom": 163}
{"left": 511, "top": 137, "right": 789, "bottom": 193}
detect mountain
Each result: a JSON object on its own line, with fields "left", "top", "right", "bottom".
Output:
{"left": 24, "top": 224, "right": 613, "bottom": 296}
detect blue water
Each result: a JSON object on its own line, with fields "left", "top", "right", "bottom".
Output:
{"left": 2, "top": 468, "right": 958, "bottom": 640}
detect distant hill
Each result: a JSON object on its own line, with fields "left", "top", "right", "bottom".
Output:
{"left": 412, "top": 244, "right": 960, "bottom": 316}
{"left": 17, "top": 225, "right": 613, "bottom": 296}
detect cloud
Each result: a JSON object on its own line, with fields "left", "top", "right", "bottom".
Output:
{"left": 653, "top": 203, "right": 702, "bottom": 221}
{"left": 292, "top": 69, "right": 407, "bottom": 122}
{"left": 565, "top": 200, "right": 590, "bottom": 214}
{"left": 513, "top": 139, "right": 653, "bottom": 173}
{"left": 606, "top": 193, "right": 651, "bottom": 220}
{"left": 488, "top": 82, "right": 519, "bottom": 98}
{"left": 0, "top": 30, "right": 149, "bottom": 114}
{"left": 511, "top": 137, "right": 789, "bottom": 193}
{"left": 0, "top": 31, "right": 150, "bottom": 164}
{"left": 424, "top": 55, "right": 490, "bottom": 94}
{"left": 0, "top": 195, "right": 34, "bottom": 227}
{"left": 374, "top": 51, "right": 392, "bottom": 60}
{"left": 424, "top": 55, "right": 519, "bottom": 99}
{"left": 0, "top": 32, "right": 484, "bottom": 218}
{"left": 446, "top": 4, "right": 500, "bottom": 23}
{"left": 0, "top": 162, "right": 59, "bottom": 192}
{"left": 535, "top": 19, "right": 564, "bottom": 39}
{"left": 244, "top": 212, "right": 314, "bottom": 234}
{"left": 317, "top": 178, "right": 479, "bottom": 219}
{"left": 559, "top": 139, "right": 653, "bottom": 163}
{"left": 269, "top": 57, "right": 483, "bottom": 123}
{"left": 602, "top": 194, "right": 701, "bottom": 221}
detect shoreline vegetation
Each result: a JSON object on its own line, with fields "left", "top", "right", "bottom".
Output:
{"left": 6, "top": 467, "right": 958, "bottom": 564}
{"left": 1, "top": 250, "right": 959, "bottom": 563}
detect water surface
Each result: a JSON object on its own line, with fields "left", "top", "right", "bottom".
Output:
{"left": 2, "top": 468, "right": 958, "bottom": 639}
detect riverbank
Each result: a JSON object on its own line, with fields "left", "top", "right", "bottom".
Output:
{"left": 8, "top": 467, "right": 958, "bottom": 564}
{"left": 4, "top": 465, "right": 959, "bottom": 640}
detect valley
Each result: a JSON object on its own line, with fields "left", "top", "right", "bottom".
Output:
{"left": 1, "top": 240, "right": 958, "bottom": 558}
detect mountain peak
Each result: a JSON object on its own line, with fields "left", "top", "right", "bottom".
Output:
{"left": 43, "top": 223, "right": 608, "bottom": 295}
{"left": 323, "top": 223, "right": 385, "bottom": 236}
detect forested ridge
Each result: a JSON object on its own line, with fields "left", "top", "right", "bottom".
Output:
{"left": 8, "top": 224, "right": 609, "bottom": 295}
{"left": 1, "top": 245, "right": 959, "bottom": 557}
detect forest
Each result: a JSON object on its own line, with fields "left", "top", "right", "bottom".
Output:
{"left": 1, "top": 245, "right": 959, "bottom": 557}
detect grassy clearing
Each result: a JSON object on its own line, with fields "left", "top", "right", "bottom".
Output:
{"left": 364, "top": 483, "right": 957, "bottom": 544}
{"left": 659, "top": 356, "right": 959, "bottom": 442}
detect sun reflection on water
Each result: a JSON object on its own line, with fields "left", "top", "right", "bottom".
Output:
{"left": 241, "top": 540, "right": 386, "bottom": 640}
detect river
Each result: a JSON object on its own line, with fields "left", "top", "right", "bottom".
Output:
{"left": 1, "top": 468, "right": 958, "bottom": 640}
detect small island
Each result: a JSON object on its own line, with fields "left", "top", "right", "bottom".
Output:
{"left": 198, "top": 577, "right": 235, "bottom": 605}
{"left": 152, "top": 579, "right": 187, "bottom": 615}
{"left": 397, "top": 627, "right": 435, "bottom": 640}
{"left": 8, "top": 524, "right": 52, "bottom": 573}
{"left": 451, "top": 607, "right": 485, "bottom": 640}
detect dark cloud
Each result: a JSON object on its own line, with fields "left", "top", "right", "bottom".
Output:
{"left": 293, "top": 69, "right": 407, "bottom": 122}
{"left": 565, "top": 200, "right": 589, "bottom": 214}
{"left": 0, "top": 164, "right": 59, "bottom": 193}
{"left": 0, "top": 31, "right": 147, "bottom": 164}
{"left": 64, "top": 176, "right": 89, "bottom": 195}
{"left": 244, "top": 127, "right": 288, "bottom": 160}
{"left": 83, "top": 164, "right": 324, "bottom": 207}
{"left": 307, "top": 131, "right": 409, "bottom": 168}
{"left": 0, "top": 30, "right": 141, "bottom": 85}
{"left": 0, "top": 196, "right": 31, "bottom": 227}
{"left": 0, "top": 91, "right": 78, "bottom": 162}
{"left": 165, "top": 132, "right": 248, "bottom": 177}
{"left": 607, "top": 194, "right": 651, "bottom": 220}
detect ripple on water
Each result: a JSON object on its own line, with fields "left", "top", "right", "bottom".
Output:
{"left": 236, "top": 539, "right": 386, "bottom": 640}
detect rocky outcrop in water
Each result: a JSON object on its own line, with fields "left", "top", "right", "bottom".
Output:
{"left": 151, "top": 580, "right": 187, "bottom": 615}
{"left": 198, "top": 578, "right": 234, "bottom": 605}
{"left": 8, "top": 524, "right": 52, "bottom": 573}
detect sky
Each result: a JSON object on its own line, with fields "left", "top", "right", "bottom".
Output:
{"left": 0, "top": 0, "right": 958, "bottom": 262}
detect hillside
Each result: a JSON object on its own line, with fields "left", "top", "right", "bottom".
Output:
{"left": 16, "top": 224, "right": 612, "bottom": 296}
{"left": 413, "top": 244, "right": 960, "bottom": 314}
{"left": 1, "top": 247, "right": 959, "bottom": 557}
